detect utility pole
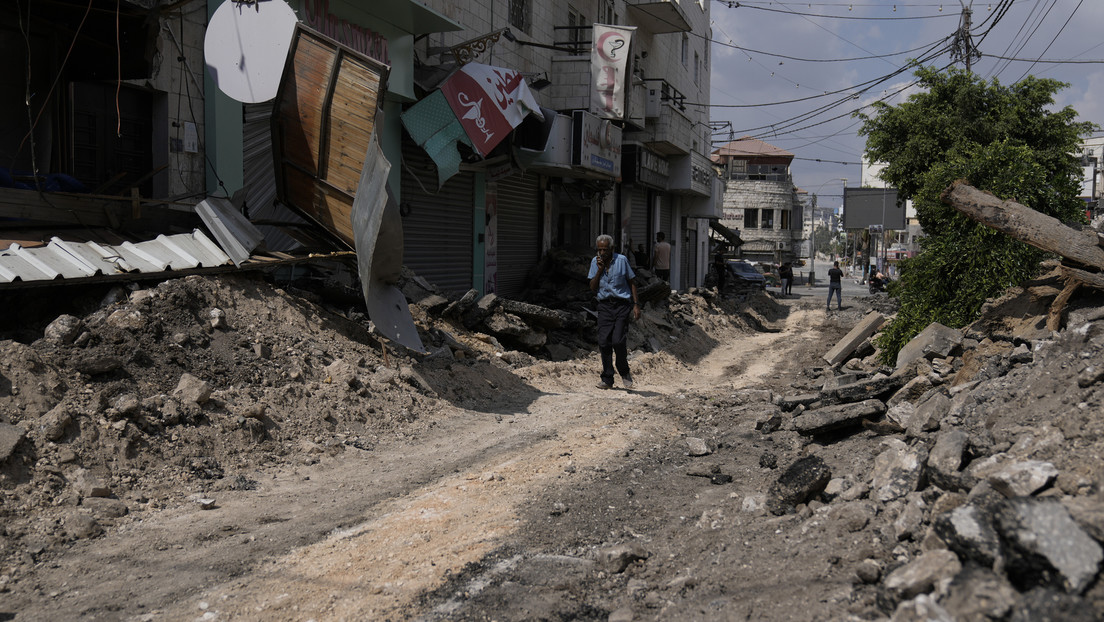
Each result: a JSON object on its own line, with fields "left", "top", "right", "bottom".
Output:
{"left": 951, "top": 1, "right": 980, "bottom": 73}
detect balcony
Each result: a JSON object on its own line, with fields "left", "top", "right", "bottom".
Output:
{"left": 626, "top": 0, "right": 692, "bottom": 34}
{"left": 623, "top": 80, "right": 692, "bottom": 155}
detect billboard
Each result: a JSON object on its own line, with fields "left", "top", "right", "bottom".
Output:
{"left": 842, "top": 187, "right": 906, "bottom": 230}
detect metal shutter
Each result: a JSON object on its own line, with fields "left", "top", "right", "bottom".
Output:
{"left": 658, "top": 194, "right": 673, "bottom": 239}
{"left": 629, "top": 187, "right": 649, "bottom": 257}
{"left": 681, "top": 225, "right": 698, "bottom": 288}
{"left": 243, "top": 102, "right": 305, "bottom": 252}
{"left": 495, "top": 172, "right": 540, "bottom": 297}
{"left": 400, "top": 144, "right": 474, "bottom": 295}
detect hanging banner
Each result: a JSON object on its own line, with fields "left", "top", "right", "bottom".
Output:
{"left": 591, "top": 24, "right": 635, "bottom": 120}
{"left": 440, "top": 63, "right": 544, "bottom": 157}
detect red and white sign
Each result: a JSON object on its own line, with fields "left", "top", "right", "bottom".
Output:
{"left": 440, "top": 63, "right": 544, "bottom": 157}
{"left": 591, "top": 24, "right": 635, "bottom": 120}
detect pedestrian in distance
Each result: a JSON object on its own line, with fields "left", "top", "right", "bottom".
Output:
{"left": 779, "top": 262, "right": 793, "bottom": 297}
{"left": 827, "top": 261, "right": 843, "bottom": 311}
{"left": 713, "top": 250, "right": 727, "bottom": 297}
{"left": 588, "top": 234, "right": 640, "bottom": 390}
{"left": 652, "top": 232, "right": 672, "bottom": 282}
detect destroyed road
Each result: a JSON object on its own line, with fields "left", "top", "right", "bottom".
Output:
{"left": 2, "top": 272, "right": 1104, "bottom": 621}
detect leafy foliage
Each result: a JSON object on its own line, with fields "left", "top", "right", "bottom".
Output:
{"left": 856, "top": 67, "right": 1096, "bottom": 363}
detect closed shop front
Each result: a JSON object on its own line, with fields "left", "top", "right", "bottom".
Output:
{"left": 494, "top": 171, "right": 541, "bottom": 297}
{"left": 628, "top": 186, "right": 650, "bottom": 258}
{"left": 401, "top": 144, "right": 474, "bottom": 295}
{"left": 681, "top": 225, "right": 698, "bottom": 287}
{"left": 658, "top": 194, "right": 673, "bottom": 239}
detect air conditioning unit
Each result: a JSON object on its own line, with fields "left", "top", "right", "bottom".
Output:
{"left": 645, "top": 85, "right": 660, "bottom": 118}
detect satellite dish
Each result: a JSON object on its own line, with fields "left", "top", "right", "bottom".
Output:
{"left": 204, "top": 0, "right": 298, "bottom": 103}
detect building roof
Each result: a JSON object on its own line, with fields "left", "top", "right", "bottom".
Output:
{"left": 712, "top": 136, "right": 794, "bottom": 160}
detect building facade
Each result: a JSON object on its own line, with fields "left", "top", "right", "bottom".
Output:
{"left": 712, "top": 137, "right": 803, "bottom": 266}
{"left": 3, "top": 0, "right": 720, "bottom": 298}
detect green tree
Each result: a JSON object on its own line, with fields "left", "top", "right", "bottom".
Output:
{"left": 856, "top": 67, "right": 1096, "bottom": 363}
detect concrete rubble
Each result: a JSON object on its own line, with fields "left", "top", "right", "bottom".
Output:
{"left": 745, "top": 263, "right": 1104, "bottom": 617}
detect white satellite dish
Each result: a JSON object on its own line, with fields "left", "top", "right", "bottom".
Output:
{"left": 204, "top": 0, "right": 299, "bottom": 103}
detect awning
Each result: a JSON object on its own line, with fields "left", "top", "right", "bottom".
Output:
{"left": 355, "top": 0, "right": 464, "bottom": 35}
{"left": 709, "top": 220, "right": 743, "bottom": 247}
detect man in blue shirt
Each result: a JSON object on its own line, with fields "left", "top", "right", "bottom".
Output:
{"left": 588, "top": 234, "right": 641, "bottom": 389}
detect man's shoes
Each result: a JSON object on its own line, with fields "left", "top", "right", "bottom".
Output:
{"left": 596, "top": 381, "right": 613, "bottom": 390}
{"left": 621, "top": 376, "right": 633, "bottom": 389}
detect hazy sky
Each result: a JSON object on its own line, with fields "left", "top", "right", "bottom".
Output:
{"left": 706, "top": 0, "right": 1104, "bottom": 209}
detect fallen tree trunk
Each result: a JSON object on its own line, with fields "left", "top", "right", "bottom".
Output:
{"left": 940, "top": 180, "right": 1104, "bottom": 270}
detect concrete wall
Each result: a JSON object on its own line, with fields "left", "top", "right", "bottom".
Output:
{"left": 142, "top": 2, "right": 211, "bottom": 200}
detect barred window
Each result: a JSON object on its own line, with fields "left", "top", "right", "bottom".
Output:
{"left": 510, "top": 0, "right": 531, "bottom": 34}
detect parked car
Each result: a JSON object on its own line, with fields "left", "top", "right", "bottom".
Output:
{"left": 705, "top": 259, "right": 767, "bottom": 293}
{"left": 727, "top": 260, "right": 767, "bottom": 289}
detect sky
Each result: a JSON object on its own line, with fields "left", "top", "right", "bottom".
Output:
{"left": 705, "top": 0, "right": 1104, "bottom": 211}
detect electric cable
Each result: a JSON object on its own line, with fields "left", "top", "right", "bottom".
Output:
{"left": 1015, "top": 0, "right": 1084, "bottom": 81}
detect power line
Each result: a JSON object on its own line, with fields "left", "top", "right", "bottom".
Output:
{"left": 1015, "top": 0, "right": 1084, "bottom": 80}
{"left": 714, "top": 0, "right": 956, "bottom": 20}
{"left": 690, "top": 40, "right": 951, "bottom": 108}
{"left": 983, "top": 53, "right": 1103, "bottom": 63}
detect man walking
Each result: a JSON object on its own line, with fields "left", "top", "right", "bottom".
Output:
{"left": 779, "top": 262, "right": 793, "bottom": 296}
{"left": 589, "top": 234, "right": 640, "bottom": 389}
{"left": 652, "top": 232, "right": 672, "bottom": 282}
{"left": 827, "top": 260, "right": 843, "bottom": 311}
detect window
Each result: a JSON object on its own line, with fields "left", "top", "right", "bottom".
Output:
{"left": 600, "top": 0, "right": 615, "bottom": 24}
{"left": 780, "top": 211, "right": 790, "bottom": 230}
{"left": 745, "top": 209, "right": 759, "bottom": 229}
{"left": 694, "top": 52, "right": 700, "bottom": 85}
{"left": 681, "top": 34, "right": 688, "bottom": 66}
{"left": 568, "top": 7, "right": 586, "bottom": 48}
{"left": 509, "top": 0, "right": 531, "bottom": 34}
{"left": 762, "top": 209, "right": 775, "bottom": 229}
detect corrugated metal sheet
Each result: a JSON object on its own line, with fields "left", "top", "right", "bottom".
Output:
{"left": 0, "top": 230, "right": 231, "bottom": 284}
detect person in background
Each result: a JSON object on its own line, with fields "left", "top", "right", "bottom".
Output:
{"left": 713, "top": 250, "right": 727, "bottom": 297}
{"left": 588, "top": 234, "right": 640, "bottom": 390}
{"left": 779, "top": 262, "right": 793, "bottom": 296}
{"left": 827, "top": 261, "right": 843, "bottom": 311}
{"left": 652, "top": 232, "right": 672, "bottom": 281}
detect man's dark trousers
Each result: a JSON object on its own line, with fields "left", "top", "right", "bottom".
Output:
{"left": 597, "top": 298, "right": 633, "bottom": 384}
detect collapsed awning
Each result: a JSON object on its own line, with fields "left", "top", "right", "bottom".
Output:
{"left": 401, "top": 63, "right": 544, "bottom": 187}
{"left": 709, "top": 220, "right": 743, "bottom": 247}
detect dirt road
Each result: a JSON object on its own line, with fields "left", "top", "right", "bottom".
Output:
{"left": 5, "top": 293, "right": 869, "bottom": 621}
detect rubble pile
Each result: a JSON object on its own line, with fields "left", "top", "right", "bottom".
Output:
{"left": 399, "top": 249, "right": 780, "bottom": 359}
{"left": 702, "top": 265, "right": 1104, "bottom": 619}
{"left": 0, "top": 267, "right": 778, "bottom": 589}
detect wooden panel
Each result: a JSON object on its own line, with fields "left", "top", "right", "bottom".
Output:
{"left": 272, "top": 25, "right": 389, "bottom": 250}
{"left": 278, "top": 34, "right": 336, "bottom": 174}
{"left": 325, "top": 55, "right": 382, "bottom": 195}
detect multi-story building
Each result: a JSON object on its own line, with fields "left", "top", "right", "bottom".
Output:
{"left": 712, "top": 137, "right": 803, "bottom": 266}
{"left": 3, "top": 0, "right": 719, "bottom": 298}
{"left": 1078, "top": 136, "right": 1103, "bottom": 218}
{"left": 399, "top": 0, "right": 720, "bottom": 295}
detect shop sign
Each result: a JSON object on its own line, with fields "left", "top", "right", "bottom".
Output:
{"left": 572, "top": 110, "right": 622, "bottom": 176}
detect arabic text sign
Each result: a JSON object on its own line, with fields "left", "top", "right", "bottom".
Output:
{"left": 440, "top": 64, "right": 542, "bottom": 157}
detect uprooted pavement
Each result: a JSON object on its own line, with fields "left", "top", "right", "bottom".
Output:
{"left": 710, "top": 262, "right": 1104, "bottom": 620}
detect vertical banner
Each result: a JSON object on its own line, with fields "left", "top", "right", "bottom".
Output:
{"left": 591, "top": 24, "right": 635, "bottom": 120}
